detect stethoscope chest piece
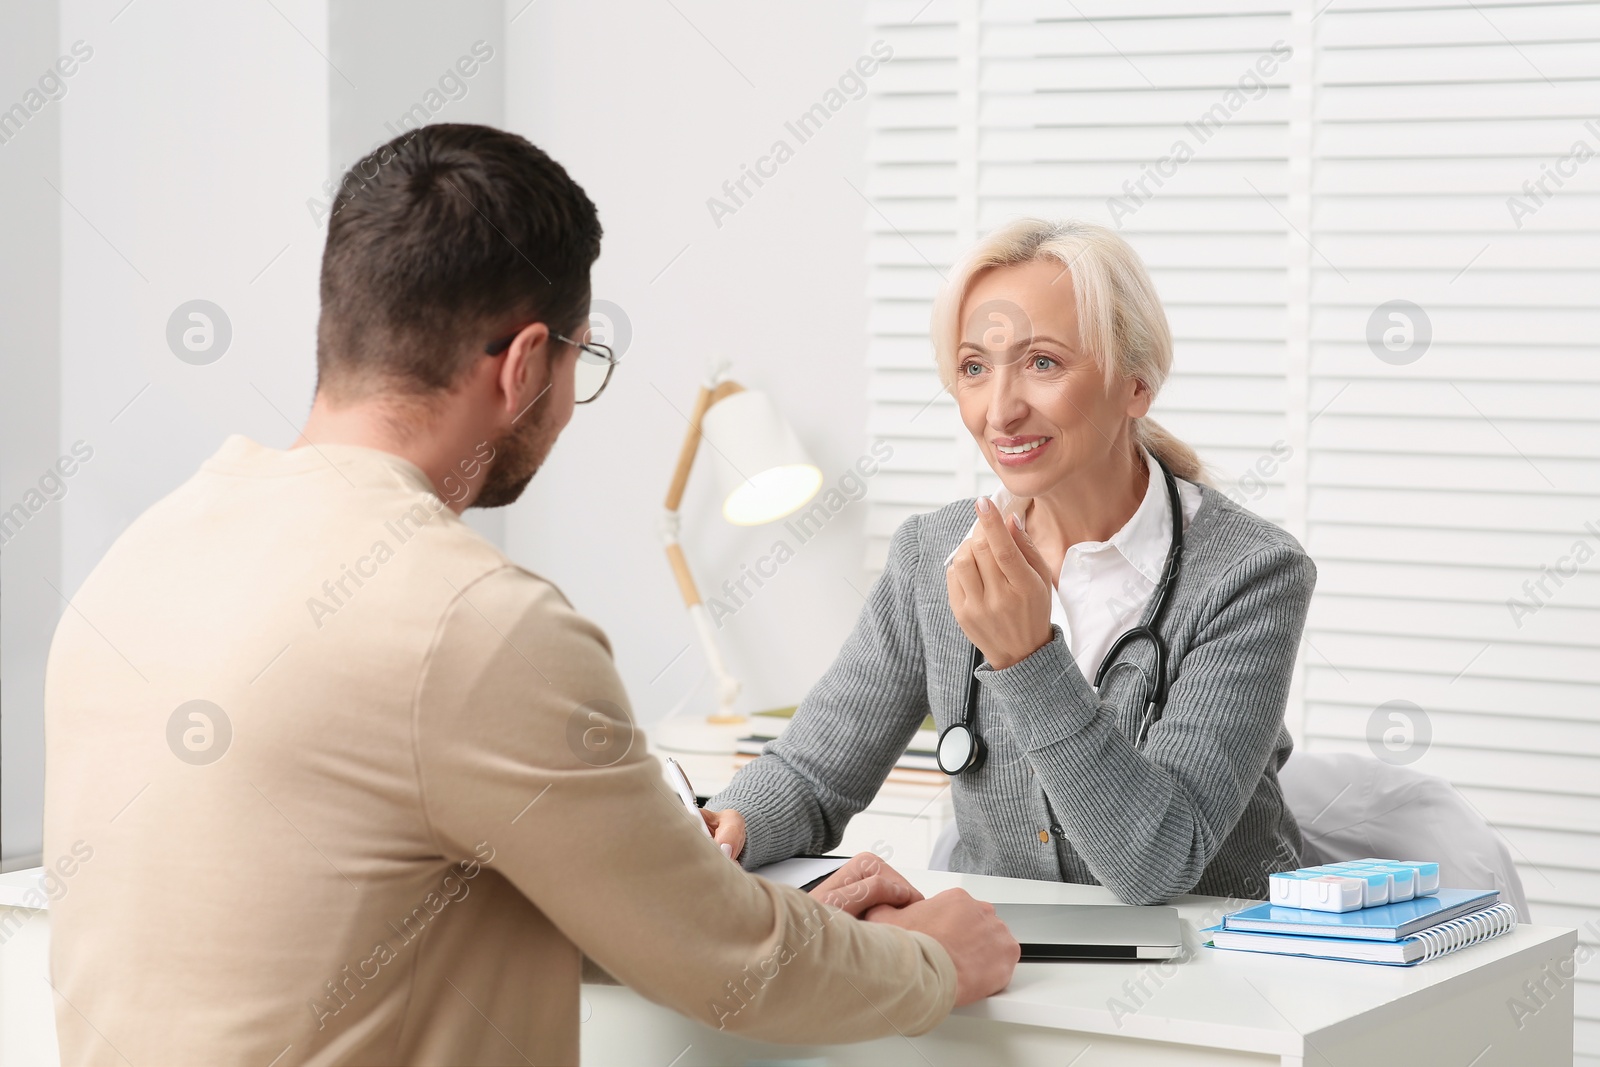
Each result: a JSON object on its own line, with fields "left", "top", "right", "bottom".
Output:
{"left": 936, "top": 721, "right": 985, "bottom": 775}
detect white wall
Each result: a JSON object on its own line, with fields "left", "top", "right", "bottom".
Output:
{"left": 504, "top": 0, "right": 881, "bottom": 726}
{"left": 0, "top": 0, "right": 63, "bottom": 864}
{"left": 6, "top": 0, "right": 331, "bottom": 862}
{"left": 57, "top": 0, "right": 330, "bottom": 598}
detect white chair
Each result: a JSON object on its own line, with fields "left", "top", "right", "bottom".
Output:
{"left": 929, "top": 750, "right": 1530, "bottom": 922}
{"left": 929, "top": 820, "right": 959, "bottom": 873}
{"left": 1280, "top": 750, "right": 1530, "bottom": 921}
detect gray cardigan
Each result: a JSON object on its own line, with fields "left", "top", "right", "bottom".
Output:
{"left": 708, "top": 484, "right": 1317, "bottom": 905}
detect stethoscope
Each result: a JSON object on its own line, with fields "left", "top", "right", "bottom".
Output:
{"left": 935, "top": 456, "right": 1186, "bottom": 776}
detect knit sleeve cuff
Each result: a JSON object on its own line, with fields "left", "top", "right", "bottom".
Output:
{"left": 706, "top": 760, "right": 816, "bottom": 871}
{"left": 975, "top": 624, "right": 1100, "bottom": 750}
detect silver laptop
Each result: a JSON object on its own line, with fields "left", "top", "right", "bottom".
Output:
{"left": 992, "top": 903, "right": 1185, "bottom": 961}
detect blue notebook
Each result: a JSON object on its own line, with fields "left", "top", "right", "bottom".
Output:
{"left": 1204, "top": 902, "right": 1519, "bottom": 966}
{"left": 1222, "top": 887, "right": 1500, "bottom": 941}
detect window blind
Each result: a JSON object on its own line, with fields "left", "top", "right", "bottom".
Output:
{"left": 1304, "top": 2, "right": 1600, "bottom": 1055}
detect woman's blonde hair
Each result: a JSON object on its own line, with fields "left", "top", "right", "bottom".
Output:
{"left": 930, "top": 217, "right": 1208, "bottom": 484}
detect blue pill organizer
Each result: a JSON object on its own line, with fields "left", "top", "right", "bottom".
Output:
{"left": 1269, "top": 859, "right": 1441, "bottom": 913}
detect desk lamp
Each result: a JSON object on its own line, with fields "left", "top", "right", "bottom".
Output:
{"left": 660, "top": 364, "right": 821, "bottom": 742}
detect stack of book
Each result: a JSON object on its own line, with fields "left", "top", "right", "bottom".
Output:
{"left": 733, "top": 707, "right": 944, "bottom": 784}
{"left": 1204, "top": 858, "right": 1518, "bottom": 967}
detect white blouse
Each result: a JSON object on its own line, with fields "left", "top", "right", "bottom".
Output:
{"left": 944, "top": 447, "right": 1202, "bottom": 681}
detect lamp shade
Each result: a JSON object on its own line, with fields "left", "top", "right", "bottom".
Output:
{"left": 699, "top": 388, "right": 822, "bottom": 525}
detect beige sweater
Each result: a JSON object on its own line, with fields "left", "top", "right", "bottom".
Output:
{"left": 43, "top": 436, "right": 955, "bottom": 1066}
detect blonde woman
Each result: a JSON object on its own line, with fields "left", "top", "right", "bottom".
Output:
{"left": 705, "top": 219, "right": 1316, "bottom": 904}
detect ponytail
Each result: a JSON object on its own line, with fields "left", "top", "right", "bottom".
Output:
{"left": 1136, "top": 415, "right": 1209, "bottom": 485}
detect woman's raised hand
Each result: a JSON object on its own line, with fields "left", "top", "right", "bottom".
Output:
{"left": 946, "top": 498, "right": 1055, "bottom": 670}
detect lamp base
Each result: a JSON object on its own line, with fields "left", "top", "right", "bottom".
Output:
{"left": 652, "top": 715, "right": 750, "bottom": 756}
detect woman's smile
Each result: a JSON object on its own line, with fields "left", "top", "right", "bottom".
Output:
{"left": 993, "top": 434, "right": 1053, "bottom": 466}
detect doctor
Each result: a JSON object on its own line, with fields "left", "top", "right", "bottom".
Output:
{"left": 705, "top": 218, "right": 1317, "bottom": 905}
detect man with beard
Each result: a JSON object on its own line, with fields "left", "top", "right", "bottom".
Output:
{"left": 41, "top": 124, "right": 1017, "bottom": 1066}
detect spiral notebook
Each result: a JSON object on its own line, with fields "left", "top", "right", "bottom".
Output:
{"left": 1203, "top": 902, "right": 1519, "bottom": 966}
{"left": 1222, "top": 887, "right": 1499, "bottom": 940}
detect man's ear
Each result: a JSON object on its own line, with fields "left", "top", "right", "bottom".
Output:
{"left": 499, "top": 322, "right": 551, "bottom": 420}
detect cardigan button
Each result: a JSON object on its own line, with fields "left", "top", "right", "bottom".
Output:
{"left": 1038, "top": 829, "right": 1050, "bottom": 843}
{"left": 1049, "top": 823, "right": 1063, "bottom": 836}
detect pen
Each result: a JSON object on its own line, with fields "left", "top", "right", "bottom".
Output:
{"left": 664, "top": 758, "right": 716, "bottom": 841}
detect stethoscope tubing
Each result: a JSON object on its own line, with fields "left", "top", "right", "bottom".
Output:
{"left": 937, "top": 456, "right": 1186, "bottom": 776}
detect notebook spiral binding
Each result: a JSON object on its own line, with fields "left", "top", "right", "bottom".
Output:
{"left": 1411, "top": 902, "right": 1519, "bottom": 964}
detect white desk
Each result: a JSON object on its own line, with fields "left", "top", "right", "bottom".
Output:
{"left": 580, "top": 867, "right": 1576, "bottom": 1067}
{"left": 1, "top": 867, "right": 1575, "bottom": 1066}
{"left": 0, "top": 901, "right": 58, "bottom": 1066}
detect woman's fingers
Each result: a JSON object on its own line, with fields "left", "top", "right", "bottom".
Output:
{"left": 1008, "top": 514, "right": 1055, "bottom": 586}
{"left": 703, "top": 807, "right": 745, "bottom": 860}
{"left": 968, "top": 529, "right": 1008, "bottom": 596}
{"left": 973, "top": 498, "right": 1033, "bottom": 589}
{"left": 946, "top": 542, "right": 982, "bottom": 605}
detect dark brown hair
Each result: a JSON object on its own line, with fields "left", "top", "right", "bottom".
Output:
{"left": 316, "top": 123, "right": 602, "bottom": 399}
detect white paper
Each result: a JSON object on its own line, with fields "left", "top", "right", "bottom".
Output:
{"left": 748, "top": 856, "right": 849, "bottom": 889}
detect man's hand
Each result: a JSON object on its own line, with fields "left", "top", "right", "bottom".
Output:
{"left": 865, "top": 888, "right": 1020, "bottom": 1006}
{"left": 701, "top": 807, "right": 745, "bottom": 860}
{"left": 946, "top": 498, "right": 1056, "bottom": 670}
{"left": 806, "top": 852, "right": 925, "bottom": 918}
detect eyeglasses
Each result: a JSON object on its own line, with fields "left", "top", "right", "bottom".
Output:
{"left": 484, "top": 328, "right": 618, "bottom": 404}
